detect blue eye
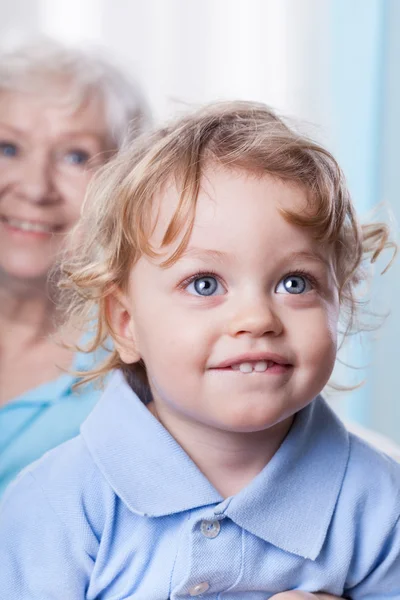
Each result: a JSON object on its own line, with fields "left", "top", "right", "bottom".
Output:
{"left": 276, "top": 274, "right": 312, "bottom": 295}
{"left": 64, "top": 150, "right": 90, "bottom": 166}
{"left": 187, "top": 276, "right": 224, "bottom": 297}
{"left": 0, "top": 142, "right": 18, "bottom": 157}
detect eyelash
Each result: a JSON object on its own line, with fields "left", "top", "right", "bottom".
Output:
{"left": 281, "top": 269, "right": 320, "bottom": 290}
{"left": 0, "top": 141, "right": 18, "bottom": 154}
{"left": 178, "top": 268, "right": 320, "bottom": 293}
{"left": 178, "top": 270, "right": 222, "bottom": 291}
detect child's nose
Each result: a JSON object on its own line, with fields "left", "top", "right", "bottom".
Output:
{"left": 227, "top": 295, "right": 283, "bottom": 338}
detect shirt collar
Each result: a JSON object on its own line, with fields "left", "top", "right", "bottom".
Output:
{"left": 222, "top": 397, "right": 349, "bottom": 559}
{"left": 81, "top": 371, "right": 349, "bottom": 560}
{"left": 81, "top": 371, "right": 223, "bottom": 515}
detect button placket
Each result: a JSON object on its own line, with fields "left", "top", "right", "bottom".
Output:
{"left": 175, "top": 512, "right": 234, "bottom": 598}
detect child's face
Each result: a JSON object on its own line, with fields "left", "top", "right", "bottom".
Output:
{"left": 113, "top": 168, "right": 339, "bottom": 434}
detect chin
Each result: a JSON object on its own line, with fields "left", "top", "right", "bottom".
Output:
{"left": 1, "top": 262, "right": 53, "bottom": 285}
{"left": 214, "top": 407, "right": 292, "bottom": 434}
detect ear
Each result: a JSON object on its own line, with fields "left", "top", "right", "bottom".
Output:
{"left": 106, "top": 291, "right": 141, "bottom": 364}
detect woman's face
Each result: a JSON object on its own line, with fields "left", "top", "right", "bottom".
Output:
{"left": 0, "top": 85, "right": 111, "bottom": 284}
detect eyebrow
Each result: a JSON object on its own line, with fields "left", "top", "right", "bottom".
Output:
{"left": 55, "top": 131, "right": 108, "bottom": 142}
{"left": 284, "top": 250, "right": 330, "bottom": 268}
{"left": 180, "top": 247, "right": 229, "bottom": 262}
{"left": 0, "top": 122, "right": 106, "bottom": 142}
{"left": 0, "top": 122, "right": 25, "bottom": 136}
{"left": 180, "top": 247, "right": 330, "bottom": 268}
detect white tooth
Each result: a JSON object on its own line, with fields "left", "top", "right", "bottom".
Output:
{"left": 8, "top": 218, "right": 23, "bottom": 228}
{"left": 7, "top": 218, "right": 52, "bottom": 233}
{"left": 239, "top": 362, "right": 253, "bottom": 373}
{"left": 33, "top": 223, "right": 51, "bottom": 232}
{"left": 254, "top": 360, "right": 268, "bottom": 372}
{"left": 231, "top": 364, "right": 240, "bottom": 371}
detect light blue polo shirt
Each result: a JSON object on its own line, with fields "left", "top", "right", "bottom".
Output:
{"left": 0, "top": 346, "right": 105, "bottom": 497}
{"left": 1, "top": 370, "right": 399, "bottom": 599}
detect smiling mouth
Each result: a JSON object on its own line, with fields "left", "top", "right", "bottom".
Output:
{"left": 232, "top": 360, "right": 272, "bottom": 373}
{"left": 216, "top": 360, "right": 292, "bottom": 374}
{"left": 1, "top": 216, "right": 62, "bottom": 234}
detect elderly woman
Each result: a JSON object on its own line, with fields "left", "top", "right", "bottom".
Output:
{"left": 0, "top": 39, "right": 149, "bottom": 495}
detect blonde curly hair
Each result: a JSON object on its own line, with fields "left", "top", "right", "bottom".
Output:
{"left": 58, "top": 101, "right": 395, "bottom": 394}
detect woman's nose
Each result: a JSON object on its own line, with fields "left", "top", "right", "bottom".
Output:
{"left": 227, "top": 294, "right": 283, "bottom": 338}
{"left": 15, "top": 155, "right": 58, "bottom": 205}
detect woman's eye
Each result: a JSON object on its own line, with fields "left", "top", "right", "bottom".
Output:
{"left": 63, "top": 150, "right": 90, "bottom": 166}
{"left": 276, "top": 274, "right": 312, "bottom": 295}
{"left": 0, "top": 142, "right": 18, "bottom": 158}
{"left": 186, "top": 276, "right": 224, "bottom": 297}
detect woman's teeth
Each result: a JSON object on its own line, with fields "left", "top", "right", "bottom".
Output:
{"left": 4, "top": 217, "right": 54, "bottom": 233}
{"left": 231, "top": 360, "right": 270, "bottom": 373}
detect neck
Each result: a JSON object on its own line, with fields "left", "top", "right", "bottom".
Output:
{"left": 150, "top": 403, "right": 293, "bottom": 498}
{"left": 0, "top": 273, "right": 60, "bottom": 349}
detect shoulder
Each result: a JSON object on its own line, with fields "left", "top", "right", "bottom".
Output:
{"left": 345, "top": 419, "right": 400, "bottom": 462}
{"left": 25, "top": 432, "right": 100, "bottom": 487}
{"left": 0, "top": 436, "right": 105, "bottom": 596}
{"left": 314, "top": 399, "right": 400, "bottom": 513}
{"left": 346, "top": 431, "right": 400, "bottom": 491}
{"left": 339, "top": 431, "right": 400, "bottom": 530}
{"left": 336, "top": 433, "right": 400, "bottom": 593}
{"left": 1, "top": 434, "right": 115, "bottom": 549}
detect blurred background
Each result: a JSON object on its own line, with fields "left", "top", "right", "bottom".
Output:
{"left": 1, "top": 0, "right": 399, "bottom": 442}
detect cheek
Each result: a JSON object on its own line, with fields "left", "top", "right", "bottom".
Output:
{"left": 292, "top": 305, "right": 338, "bottom": 363}
{"left": 0, "top": 163, "right": 25, "bottom": 197}
{"left": 0, "top": 161, "right": 14, "bottom": 180}
{"left": 57, "top": 177, "right": 92, "bottom": 224}
{"left": 136, "top": 311, "right": 204, "bottom": 362}
{"left": 133, "top": 297, "right": 214, "bottom": 375}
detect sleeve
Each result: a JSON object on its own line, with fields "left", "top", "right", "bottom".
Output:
{"left": 0, "top": 471, "right": 93, "bottom": 599}
{"left": 344, "top": 515, "right": 400, "bottom": 599}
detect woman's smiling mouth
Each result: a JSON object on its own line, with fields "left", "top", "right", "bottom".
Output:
{"left": 0, "top": 215, "right": 63, "bottom": 236}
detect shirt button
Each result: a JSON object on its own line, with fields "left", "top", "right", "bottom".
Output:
{"left": 200, "top": 519, "right": 221, "bottom": 538}
{"left": 189, "top": 582, "right": 210, "bottom": 596}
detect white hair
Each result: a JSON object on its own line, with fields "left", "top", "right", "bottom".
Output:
{"left": 0, "top": 37, "right": 151, "bottom": 148}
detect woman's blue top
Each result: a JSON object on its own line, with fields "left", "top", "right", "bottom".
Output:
{"left": 0, "top": 345, "right": 105, "bottom": 497}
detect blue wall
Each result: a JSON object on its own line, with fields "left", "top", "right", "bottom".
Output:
{"left": 328, "top": 0, "right": 388, "bottom": 426}
{"left": 370, "top": 0, "right": 400, "bottom": 443}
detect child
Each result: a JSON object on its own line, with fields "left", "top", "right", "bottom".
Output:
{"left": 0, "top": 101, "right": 399, "bottom": 599}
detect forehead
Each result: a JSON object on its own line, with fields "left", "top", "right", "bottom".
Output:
{"left": 151, "top": 167, "right": 315, "bottom": 255}
{"left": 0, "top": 83, "right": 108, "bottom": 139}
